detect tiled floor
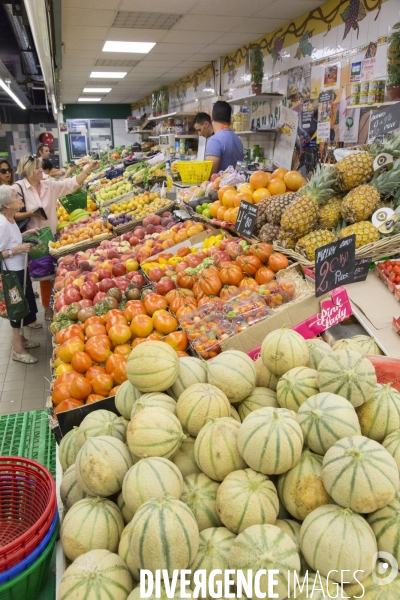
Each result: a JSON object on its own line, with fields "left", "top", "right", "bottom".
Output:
{"left": 0, "top": 284, "right": 52, "bottom": 414}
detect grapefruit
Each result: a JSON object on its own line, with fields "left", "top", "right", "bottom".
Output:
{"left": 270, "top": 167, "right": 287, "bottom": 180}
{"left": 250, "top": 171, "right": 270, "bottom": 190}
{"left": 283, "top": 171, "right": 304, "bottom": 191}
{"left": 268, "top": 179, "right": 287, "bottom": 195}
{"left": 218, "top": 185, "right": 235, "bottom": 202}
{"left": 252, "top": 188, "right": 271, "bottom": 204}
{"left": 234, "top": 192, "right": 253, "bottom": 207}
{"left": 222, "top": 189, "right": 237, "bottom": 207}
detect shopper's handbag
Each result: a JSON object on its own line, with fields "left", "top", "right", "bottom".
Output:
{"left": 0, "top": 253, "right": 30, "bottom": 321}
{"left": 14, "top": 183, "right": 30, "bottom": 233}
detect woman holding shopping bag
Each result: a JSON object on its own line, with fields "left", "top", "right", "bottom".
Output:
{"left": 14, "top": 155, "right": 99, "bottom": 320}
{"left": 0, "top": 185, "right": 41, "bottom": 364}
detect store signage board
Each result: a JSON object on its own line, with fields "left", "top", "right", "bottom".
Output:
{"left": 234, "top": 201, "right": 258, "bottom": 238}
{"left": 353, "top": 257, "right": 373, "bottom": 282}
{"left": 315, "top": 235, "right": 356, "bottom": 298}
{"left": 368, "top": 102, "right": 400, "bottom": 142}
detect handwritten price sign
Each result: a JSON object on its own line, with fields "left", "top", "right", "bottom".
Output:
{"left": 315, "top": 235, "right": 356, "bottom": 298}
{"left": 234, "top": 201, "right": 258, "bottom": 238}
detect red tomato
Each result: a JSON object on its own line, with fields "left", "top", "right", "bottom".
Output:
{"left": 219, "top": 262, "right": 243, "bottom": 286}
{"left": 236, "top": 255, "right": 261, "bottom": 275}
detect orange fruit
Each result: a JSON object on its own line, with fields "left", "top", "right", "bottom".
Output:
{"left": 268, "top": 179, "right": 287, "bottom": 195}
{"left": 210, "top": 201, "right": 222, "bottom": 218}
{"left": 224, "top": 208, "right": 234, "bottom": 222}
{"left": 252, "top": 188, "right": 271, "bottom": 204}
{"left": 218, "top": 185, "right": 235, "bottom": 202}
{"left": 238, "top": 183, "right": 254, "bottom": 195}
{"left": 234, "top": 192, "right": 253, "bottom": 207}
{"left": 230, "top": 207, "right": 239, "bottom": 224}
{"left": 217, "top": 206, "right": 227, "bottom": 220}
{"left": 270, "top": 167, "right": 287, "bottom": 180}
{"left": 283, "top": 170, "right": 304, "bottom": 191}
{"left": 222, "top": 189, "right": 237, "bottom": 207}
{"left": 249, "top": 171, "right": 270, "bottom": 190}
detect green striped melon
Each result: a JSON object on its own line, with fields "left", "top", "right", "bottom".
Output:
{"left": 189, "top": 527, "right": 236, "bottom": 596}
{"left": 216, "top": 468, "right": 278, "bottom": 533}
{"left": 59, "top": 427, "right": 79, "bottom": 471}
{"left": 344, "top": 569, "right": 400, "bottom": 599}
{"left": 237, "top": 407, "right": 303, "bottom": 475}
{"left": 317, "top": 350, "right": 377, "bottom": 407}
{"left": 356, "top": 383, "right": 400, "bottom": 442}
{"left": 306, "top": 339, "right": 333, "bottom": 370}
{"left": 194, "top": 417, "right": 246, "bottom": 482}
{"left": 351, "top": 334, "right": 383, "bottom": 355}
{"left": 261, "top": 327, "right": 309, "bottom": 377}
{"left": 60, "top": 465, "right": 88, "bottom": 511}
{"left": 176, "top": 384, "right": 230, "bottom": 436}
{"left": 127, "top": 407, "right": 185, "bottom": 460}
{"left": 300, "top": 504, "right": 377, "bottom": 584}
{"left": 76, "top": 410, "right": 126, "bottom": 451}
{"left": 130, "top": 392, "right": 177, "bottom": 419}
{"left": 276, "top": 367, "right": 319, "bottom": 412}
{"left": 237, "top": 387, "right": 278, "bottom": 421}
{"left": 127, "top": 341, "right": 179, "bottom": 392}
{"left": 368, "top": 492, "right": 400, "bottom": 565}
{"left": 171, "top": 435, "right": 201, "bottom": 477}
{"left": 383, "top": 429, "right": 400, "bottom": 472}
{"left": 60, "top": 497, "right": 124, "bottom": 561}
{"left": 129, "top": 495, "right": 199, "bottom": 578}
{"left": 229, "top": 524, "right": 300, "bottom": 599}
{"left": 58, "top": 549, "right": 132, "bottom": 600}
{"left": 116, "top": 380, "right": 141, "bottom": 420}
{"left": 296, "top": 393, "right": 361, "bottom": 455}
{"left": 322, "top": 435, "right": 399, "bottom": 513}
{"left": 331, "top": 338, "right": 363, "bottom": 352}
{"left": 128, "top": 583, "right": 193, "bottom": 600}
{"left": 292, "top": 574, "right": 343, "bottom": 599}
{"left": 207, "top": 350, "right": 256, "bottom": 402}
{"left": 254, "top": 356, "right": 279, "bottom": 390}
{"left": 168, "top": 357, "right": 208, "bottom": 400}
{"left": 118, "top": 523, "right": 136, "bottom": 579}
{"left": 277, "top": 448, "right": 332, "bottom": 521}
{"left": 76, "top": 435, "right": 132, "bottom": 497}
{"left": 117, "top": 416, "right": 129, "bottom": 433}
{"left": 181, "top": 473, "right": 221, "bottom": 531}
{"left": 230, "top": 405, "right": 241, "bottom": 422}
{"left": 122, "top": 456, "right": 183, "bottom": 514}
{"left": 275, "top": 519, "right": 308, "bottom": 575}
{"left": 117, "top": 492, "right": 134, "bottom": 524}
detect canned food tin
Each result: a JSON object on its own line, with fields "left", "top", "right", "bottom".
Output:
{"left": 361, "top": 82, "right": 369, "bottom": 93}
{"left": 360, "top": 93, "right": 368, "bottom": 104}
{"left": 369, "top": 81, "right": 379, "bottom": 92}
{"left": 351, "top": 84, "right": 361, "bottom": 94}
{"left": 349, "top": 94, "right": 360, "bottom": 106}
{"left": 367, "top": 91, "right": 376, "bottom": 104}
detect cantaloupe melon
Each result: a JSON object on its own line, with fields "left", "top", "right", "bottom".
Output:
{"left": 181, "top": 473, "right": 221, "bottom": 531}
{"left": 76, "top": 410, "right": 126, "bottom": 451}
{"left": 317, "top": 350, "right": 376, "bottom": 407}
{"left": 60, "top": 465, "right": 88, "bottom": 511}
{"left": 116, "top": 380, "right": 141, "bottom": 420}
{"left": 292, "top": 573, "right": 343, "bottom": 599}
{"left": 300, "top": 504, "right": 377, "bottom": 584}
{"left": 116, "top": 416, "right": 129, "bottom": 437}
{"left": 306, "top": 339, "right": 333, "bottom": 370}
{"left": 130, "top": 392, "right": 177, "bottom": 419}
{"left": 117, "top": 492, "right": 134, "bottom": 524}
{"left": 171, "top": 435, "right": 201, "bottom": 477}
{"left": 254, "top": 356, "right": 279, "bottom": 391}
{"left": 296, "top": 392, "right": 361, "bottom": 455}
{"left": 194, "top": 417, "right": 246, "bottom": 482}
{"left": 60, "top": 497, "right": 124, "bottom": 561}
{"left": 351, "top": 334, "right": 383, "bottom": 355}
{"left": 368, "top": 491, "right": 400, "bottom": 566}
{"left": 76, "top": 435, "right": 132, "bottom": 497}
{"left": 122, "top": 456, "right": 183, "bottom": 514}
{"left": 59, "top": 427, "right": 79, "bottom": 471}
{"left": 383, "top": 429, "right": 400, "bottom": 472}
{"left": 208, "top": 350, "right": 256, "bottom": 402}
{"left": 261, "top": 327, "right": 309, "bottom": 377}
{"left": 237, "top": 407, "right": 303, "bottom": 475}
{"left": 322, "top": 435, "right": 399, "bottom": 513}
{"left": 237, "top": 387, "right": 278, "bottom": 421}
{"left": 127, "top": 407, "right": 185, "bottom": 460}
{"left": 58, "top": 549, "right": 132, "bottom": 600}
{"left": 230, "top": 405, "right": 241, "bottom": 422}
{"left": 118, "top": 523, "right": 136, "bottom": 579}
{"left": 229, "top": 524, "right": 300, "bottom": 599}
{"left": 127, "top": 341, "right": 179, "bottom": 392}
{"left": 169, "top": 357, "right": 208, "bottom": 400}
{"left": 276, "top": 367, "right": 319, "bottom": 412}
{"left": 275, "top": 519, "right": 308, "bottom": 575}
{"left": 216, "top": 468, "right": 278, "bottom": 534}
{"left": 129, "top": 495, "right": 199, "bottom": 578}
{"left": 344, "top": 568, "right": 400, "bottom": 599}
{"left": 189, "top": 527, "right": 236, "bottom": 597}
{"left": 356, "top": 383, "right": 400, "bottom": 442}
{"left": 177, "top": 384, "right": 230, "bottom": 436}
{"left": 332, "top": 338, "right": 362, "bottom": 352}
{"left": 277, "top": 448, "right": 332, "bottom": 521}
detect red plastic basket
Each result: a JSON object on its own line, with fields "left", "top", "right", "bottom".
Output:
{"left": 0, "top": 457, "right": 56, "bottom": 573}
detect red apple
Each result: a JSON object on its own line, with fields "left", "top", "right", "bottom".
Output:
{"left": 81, "top": 281, "right": 98, "bottom": 300}
{"left": 107, "top": 250, "right": 120, "bottom": 259}
{"left": 129, "top": 236, "right": 139, "bottom": 246}
{"left": 80, "top": 299, "right": 93, "bottom": 308}
{"left": 112, "top": 263, "right": 127, "bottom": 277}
{"left": 93, "top": 291, "right": 107, "bottom": 304}
{"left": 64, "top": 288, "right": 83, "bottom": 306}
{"left": 99, "top": 278, "right": 115, "bottom": 293}
{"left": 148, "top": 267, "right": 165, "bottom": 282}
{"left": 55, "top": 296, "right": 65, "bottom": 312}
{"left": 154, "top": 278, "right": 176, "bottom": 295}
{"left": 84, "top": 272, "right": 99, "bottom": 283}
{"left": 97, "top": 269, "right": 112, "bottom": 281}
{"left": 129, "top": 272, "right": 146, "bottom": 289}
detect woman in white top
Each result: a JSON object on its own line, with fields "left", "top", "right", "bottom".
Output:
{"left": 0, "top": 186, "right": 41, "bottom": 364}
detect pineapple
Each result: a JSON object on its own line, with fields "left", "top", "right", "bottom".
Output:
{"left": 254, "top": 192, "right": 297, "bottom": 234}
{"left": 280, "top": 165, "right": 337, "bottom": 240}
{"left": 259, "top": 223, "right": 280, "bottom": 244}
{"left": 276, "top": 230, "right": 297, "bottom": 250}
{"left": 318, "top": 196, "right": 343, "bottom": 229}
{"left": 338, "top": 221, "right": 379, "bottom": 248}
{"left": 295, "top": 230, "right": 337, "bottom": 261}
{"left": 336, "top": 151, "right": 374, "bottom": 191}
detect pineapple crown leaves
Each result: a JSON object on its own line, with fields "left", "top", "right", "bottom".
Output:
{"left": 299, "top": 164, "right": 339, "bottom": 205}
{"left": 369, "top": 157, "right": 400, "bottom": 198}
{"left": 369, "top": 132, "right": 400, "bottom": 159}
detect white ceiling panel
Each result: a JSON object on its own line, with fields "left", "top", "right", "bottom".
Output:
{"left": 188, "top": 0, "right": 273, "bottom": 17}
{"left": 63, "top": 26, "right": 108, "bottom": 40}
{"left": 213, "top": 32, "right": 266, "bottom": 45}
{"left": 255, "top": 0, "right": 326, "bottom": 18}
{"left": 106, "top": 28, "right": 166, "bottom": 42}
{"left": 160, "top": 30, "right": 222, "bottom": 44}
{"left": 118, "top": 0, "right": 197, "bottom": 13}
{"left": 62, "top": 39, "right": 103, "bottom": 51}
{"left": 166, "top": 67, "right": 197, "bottom": 75}
{"left": 61, "top": 58, "right": 96, "bottom": 67}
{"left": 199, "top": 43, "right": 246, "bottom": 55}
{"left": 150, "top": 43, "right": 206, "bottom": 54}
{"left": 140, "top": 58, "right": 184, "bottom": 66}
{"left": 230, "top": 17, "right": 289, "bottom": 34}
{"left": 181, "top": 59, "right": 214, "bottom": 67}
{"left": 62, "top": 0, "right": 121, "bottom": 8}
{"left": 63, "top": 49, "right": 99, "bottom": 59}
{"left": 173, "top": 15, "right": 244, "bottom": 31}
{"left": 62, "top": 8, "right": 116, "bottom": 27}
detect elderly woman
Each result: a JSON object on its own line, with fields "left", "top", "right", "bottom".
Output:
{"left": 0, "top": 185, "right": 41, "bottom": 364}
{"left": 14, "top": 155, "right": 99, "bottom": 319}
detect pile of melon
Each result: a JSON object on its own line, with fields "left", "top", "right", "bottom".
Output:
{"left": 58, "top": 336, "right": 400, "bottom": 600}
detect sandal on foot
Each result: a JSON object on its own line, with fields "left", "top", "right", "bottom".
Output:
{"left": 12, "top": 351, "right": 38, "bottom": 364}
{"left": 23, "top": 341, "right": 40, "bottom": 349}
{"left": 28, "top": 322, "right": 43, "bottom": 329}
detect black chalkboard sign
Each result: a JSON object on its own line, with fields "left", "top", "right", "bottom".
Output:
{"left": 368, "top": 102, "right": 400, "bottom": 141}
{"left": 353, "top": 257, "right": 372, "bottom": 282}
{"left": 315, "top": 235, "right": 356, "bottom": 297}
{"left": 234, "top": 201, "right": 258, "bottom": 238}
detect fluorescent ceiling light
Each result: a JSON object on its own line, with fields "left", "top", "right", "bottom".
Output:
{"left": 78, "top": 97, "right": 102, "bottom": 102}
{"left": 83, "top": 88, "right": 112, "bottom": 93}
{"left": 0, "top": 78, "right": 26, "bottom": 109}
{"left": 103, "top": 41, "right": 156, "bottom": 53}
{"left": 90, "top": 71, "right": 127, "bottom": 78}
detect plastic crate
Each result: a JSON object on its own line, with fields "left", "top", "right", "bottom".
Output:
{"left": 59, "top": 190, "right": 87, "bottom": 213}
{"left": 176, "top": 161, "right": 213, "bottom": 184}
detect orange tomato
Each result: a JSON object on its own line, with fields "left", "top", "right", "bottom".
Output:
{"left": 270, "top": 167, "right": 287, "bottom": 180}
{"left": 55, "top": 363, "right": 74, "bottom": 376}
{"left": 70, "top": 374, "right": 92, "bottom": 401}
{"left": 58, "top": 337, "right": 85, "bottom": 363}
{"left": 108, "top": 323, "right": 132, "bottom": 345}
{"left": 85, "top": 335, "right": 113, "bottom": 363}
{"left": 71, "top": 351, "right": 93, "bottom": 374}
{"left": 130, "top": 314, "right": 154, "bottom": 338}
{"left": 152, "top": 309, "right": 178, "bottom": 335}
{"left": 124, "top": 302, "right": 147, "bottom": 322}
{"left": 86, "top": 365, "right": 107, "bottom": 382}
{"left": 109, "top": 386, "right": 121, "bottom": 396}
{"left": 147, "top": 331, "right": 164, "bottom": 341}
{"left": 113, "top": 361, "right": 127, "bottom": 385}
{"left": 268, "top": 253, "right": 289, "bottom": 272}
{"left": 86, "top": 394, "right": 106, "bottom": 404}
{"left": 92, "top": 374, "right": 114, "bottom": 396}
{"left": 221, "top": 189, "right": 237, "bottom": 207}
{"left": 233, "top": 192, "right": 253, "bottom": 207}
{"left": 105, "top": 354, "right": 126, "bottom": 375}
{"left": 114, "top": 343, "right": 132, "bottom": 357}
{"left": 255, "top": 266, "right": 275, "bottom": 284}
{"left": 144, "top": 294, "right": 168, "bottom": 316}
{"left": 252, "top": 188, "right": 271, "bottom": 204}
{"left": 218, "top": 185, "right": 235, "bottom": 202}
{"left": 85, "top": 323, "right": 107, "bottom": 339}
{"left": 54, "top": 398, "right": 83, "bottom": 415}
{"left": 283, "top": 170, "right": 304, "bottom": 191}
{"left": 176, "top": 351, "right": 189, "bottom": 358}
{"left": 250, "top": 170, "right": 270, "bottom": 190}
{"left": 164, "top": 331, "right": 188, "bottom": 352}
{"left": 84, "top": 316, "right": 106, "bottom": 330}
{"left": 267, "top": 179, "right": 287, "bottom": 195}
{"left": 62, "top": 324, "right": 85, "bottom": 342}
{"left": 55, "top": 329, "right": 66, "bottom": 345}
{"left": 52, "top": 383, "right": 72, "bottom": 406}
{"left": 53, "top": 371, "right": 77, "bottom": 389}
{"left": 106, "top": 315, "right": 128, "bottom": 334}
{"left": 103, "top": 309, "right": 125, "bottom": 324}
{"left": 131, "top": 337, "right": 147, "bottom": 348}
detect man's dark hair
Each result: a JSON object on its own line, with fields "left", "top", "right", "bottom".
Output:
{"left": 193, "top": 112, "right": 212, "bottom": 125}
{"left": 41, "top": 158, "right": 53, "bottom": 171}
{"left": 212, "top": 101, "right": 232, "bottom": 125}
{"left": 37, "top": 142, "right": 50, "bottom": 156}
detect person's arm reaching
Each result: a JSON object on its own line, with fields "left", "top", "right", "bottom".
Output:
{"left": 205, "top": 136, "right": 222, "bottom": 175}
{"left": 48, "top": 160, "right": 99, "bottom": 198}
{"left": 206, "top": 155, "right": 221, "bottom": 175}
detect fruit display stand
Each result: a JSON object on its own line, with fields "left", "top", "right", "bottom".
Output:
{"left": 112, "top": 201, "right": 176, "bottom": 236}
{"left": 49, "top": 231, "right": 114, "bottom": 260}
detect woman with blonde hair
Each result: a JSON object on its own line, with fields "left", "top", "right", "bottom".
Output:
{"left": 14, "top": 155, "right": 99, "bottom": 320}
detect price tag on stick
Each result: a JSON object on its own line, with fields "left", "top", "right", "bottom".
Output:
{"left": 315, "top": 235, "right": 356, "bottom": 297}
{"left": 234, "top": 201, "right": 258, "bottom": 238}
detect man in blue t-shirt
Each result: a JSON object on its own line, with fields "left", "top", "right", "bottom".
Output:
{"left": 206, "top": 101, "right": 244, "bottom": 174}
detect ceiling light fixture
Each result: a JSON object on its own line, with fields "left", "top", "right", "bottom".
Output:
{"left": 0, "top": 78, "right": 26, "bottom": 109}
{"left": 78, "top": 97, "right": 102, "bottom": 102}
{"left": 102, "top": 41, "right": 156, "bottom": 53}
{"left": 90, "top": 72, "right": 127, "bottom": 79}
{"left": 83, "top": 88, "right": 112, "bottom": 93}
